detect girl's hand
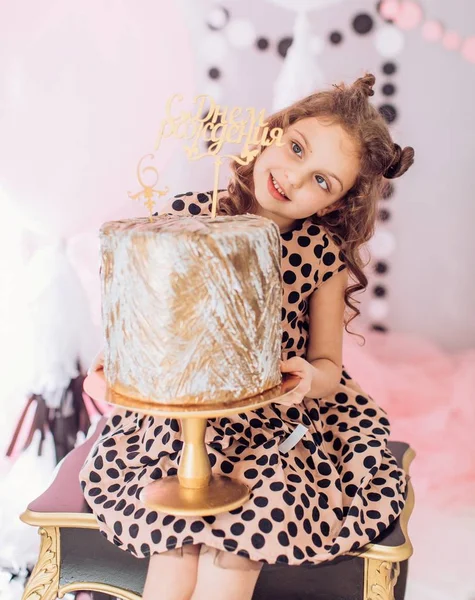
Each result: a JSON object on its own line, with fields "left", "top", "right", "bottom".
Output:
{"left": 87, "top": 349, "right": 104, "bottom": 375}
{"left": 84, "top": 349, "right": 106, "bottom": 402}
{"left": 278, "top": 357, "right": 313, "bottom": 406}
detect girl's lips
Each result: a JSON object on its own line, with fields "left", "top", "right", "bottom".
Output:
{"left": 267, "top": 173, "right": 290, "bottom": 201}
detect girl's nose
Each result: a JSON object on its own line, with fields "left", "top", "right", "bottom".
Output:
{"left": 284, "top": 170, "right": 303, "bottom": 188}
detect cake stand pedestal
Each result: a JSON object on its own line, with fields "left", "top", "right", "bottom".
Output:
{"left": 84, "top": 372, "right": 301, "bottom": 516}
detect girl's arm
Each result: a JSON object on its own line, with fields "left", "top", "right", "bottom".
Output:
{"left": 304, "top": 268, "right": 348, "bottom": 399}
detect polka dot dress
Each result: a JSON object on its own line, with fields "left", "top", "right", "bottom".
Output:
{"left": 79, "top": 191, "right": 407, "bottom": 566}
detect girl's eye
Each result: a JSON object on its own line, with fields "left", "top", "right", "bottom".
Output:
{"left": 291, "top": 140, "right": 330, "bottom": 192}
{"left": 291, "top": 141, "right": 303, "bottom": 156}
{"left": 315, "top": 175, "right": 329, "bottom": 192}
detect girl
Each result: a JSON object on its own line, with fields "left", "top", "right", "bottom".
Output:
{"left": 80, "top": 73, "right": 415, "bottom": 600}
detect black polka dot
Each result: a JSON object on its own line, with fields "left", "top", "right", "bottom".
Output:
{"left": 211, "top": 528, "right": 225, "bottom": 538}
{"left": 289, "top": 253, "right": 302, "bottom": 267}
{"left": 208, "top": 67, "right": 221, "bottom": 80}
{"left": 287, "top": 521, "right": 298, "bottom": 537}
{"left": 283, "top": 270, "right": 297, "bottom": 284}
{"left": 382, "top": 61, "right": 397, "bottom": 75}
{"left": 171, "top": 199, "right": 185, "bottom": 212}
{"left": 382, "top": 181, "right": 394, "bottom": 199}
{"left": 221, "top": 460, "right": 234, "bottom": 474}
{"left": 244, "top": 468, "right": 258, "bottom": 480}
{"left": 251, "top": 533, "right": 265, "bottom": 549}
{"left": 258, "top": 518, "right": 273, "bottom": 533}
{"left": 129, "top": 523, "right": 139, "bottom": 538}
{"left": 318, "top": 462, "right": 332, "bottom": 476}
{"left": 278, "top": 531, "right": 290, "bottom": 547}
{"left": 379, "top": 104, "right": 398, "bottom": 124}
{"left": 382, "top": 82, "right": 396, "bottom": 96}
{"left": 277, "top": 37, "right": 293, "bottom": 58}
{"left": 374, "top": 261, "right": 388, "bottom": 274}
{"left": 288, "top": 292, "right": 300, "bottom": 304}
{"left": 329, "top": 31, "right": 343, "bottom": 44}
{"left": 256, "top": 37, "right": 269, "bottom": 50}
{"left": 166, "top": 536, "right": 177, "bottom": 550}
{"left": 230, "top": 522, "right": 245, "bottom": 536}
{"left": 283, "top": 491, "right": 295, "bottom": 506}
{"left": 364, "top": 456, "right": 377, "bottom": 469}
{"left": 269, "top": 508, "right": 285, "bottom": 523}
{"left": 297, "top": 235, "right": 311, "bottom": 247}
{"left": 113, "top": 521, "right": 123, "bottom": 536}
{"left": 352, "top": 13, "right": 374, "bottom": 34}
{"left": 323, "top": 252, "right": 336, "bottom": 266}
{"left": 242, "top": 509, "right": 256, "bottom": 521}
{"left": 189, "top": 203, "right": 201, "bottom": 215}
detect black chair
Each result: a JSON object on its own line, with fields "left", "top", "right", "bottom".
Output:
{"left": 20, "top": 417, "right": 415, "bottom": 600}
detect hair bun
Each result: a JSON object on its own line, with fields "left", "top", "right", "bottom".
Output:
{"left": 354, "top": 73, "right": 376, "bottom": 97}
{"left": 384, "top": 144, "right": 415, "bottom": 179}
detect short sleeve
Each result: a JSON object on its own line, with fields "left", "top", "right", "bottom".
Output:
{"left": 319, "top": 230, "right": 347, "bottom": 285}
{"left": 153, "top": 190, "right": 227, "bottom": 218}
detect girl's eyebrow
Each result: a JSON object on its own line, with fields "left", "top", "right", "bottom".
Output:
{"left": 293, "top": 128, "right": 344, "bottom": 192}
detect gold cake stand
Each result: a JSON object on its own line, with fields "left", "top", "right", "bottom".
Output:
{"left": 84, "top": 370, "right": 301, "bottom": 516}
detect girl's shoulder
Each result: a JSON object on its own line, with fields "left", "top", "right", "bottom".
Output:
{"left": 154, "top": 190, "right": 228, "bottom": 218}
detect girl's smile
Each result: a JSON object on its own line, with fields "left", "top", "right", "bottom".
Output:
{"left": 267, "top": 173, "right": 291, "bottom": 202}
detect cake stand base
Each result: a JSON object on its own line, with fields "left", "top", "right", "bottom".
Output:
{"left": 140, "top": 474, "right": 250, "bottom": 516}
{"left": 84, "top": 371, "right": 301, "bottom": 516}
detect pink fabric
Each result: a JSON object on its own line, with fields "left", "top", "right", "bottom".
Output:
{"left": 343, "top": 330, "right": 475, "bottom": 508}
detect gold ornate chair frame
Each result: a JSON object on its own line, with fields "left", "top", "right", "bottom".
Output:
{"left": 20, "top": 417, "right": 415, "bottom": 600}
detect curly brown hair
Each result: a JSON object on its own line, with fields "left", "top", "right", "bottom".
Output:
{"left": 218, "top": 73, "right": 415, "bottom": 337}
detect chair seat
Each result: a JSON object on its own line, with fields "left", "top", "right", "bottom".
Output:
{"left": 20, "top": 417, "right": 415, "bottom": 600}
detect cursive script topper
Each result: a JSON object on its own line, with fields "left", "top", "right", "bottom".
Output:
{"left": 129, "top": 94, "right": 284, "bottom": 219}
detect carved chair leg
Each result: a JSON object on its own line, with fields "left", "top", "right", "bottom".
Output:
{"left": 364, "top": 558, "right": 400, "bottom": 600}
{"left": 22, "top": 527, "right": 61, "bottom": 600}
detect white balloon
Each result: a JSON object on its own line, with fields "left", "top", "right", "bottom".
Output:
{"left": 368, "top": 230, "right": 397, "bottom": 258}
{"left": 207, "top": 6, "right": 229, "bottom": 30}
{"left": 309, "top": 34, "right": 325, "bottom": 55}
{"left": 225, "top": 19, "right": 257, "bottom": 48}
{"left": 204, "top": 81, "right": 224, "bottom": 103}
{"left": 374, "top": 24, "right": 405, "bottom": 57}
{"left": 265, "top": 0, "right": 347, "bottom": 12}
{"left": 368, "top": 299, "right": 390, "bottom": 321}
{"left": 201, "top": 33, "right": 230, "bottom": 63}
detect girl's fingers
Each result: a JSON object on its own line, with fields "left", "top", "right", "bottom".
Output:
{"left": 87, "top": 349, "right": 104, "bottom": 375}
{"left": 83, "top": 370, "right": 107, "bottom": 403}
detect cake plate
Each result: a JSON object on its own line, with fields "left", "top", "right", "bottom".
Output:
{"left": 84, "top": 370, "right": 301, "bottom": 516}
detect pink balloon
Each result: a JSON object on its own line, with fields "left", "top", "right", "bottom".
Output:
{"left": 461, "top": 36, "right": 475, "bottom": 64}
{"left": 422, "top": 20, "right": 443, "bottom": 43}
{"left": 379, "top": 0, "right": 400, "bottom": 20}
{"left": 0, "top": 1, "right": 196, "bottom": 237}
{"left": 442, "top": 31, "right": 462, "bottom": 51}
{"left": 395, "top": 1, "right": 423, "bottom": 30}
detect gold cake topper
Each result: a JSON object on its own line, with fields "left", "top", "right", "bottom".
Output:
{"left": 129, "top": 94, "right": 284, "bottom": 219}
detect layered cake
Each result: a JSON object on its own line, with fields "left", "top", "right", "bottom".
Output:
{"left": 100, "top": 213, "right": 282, "bottom": 407}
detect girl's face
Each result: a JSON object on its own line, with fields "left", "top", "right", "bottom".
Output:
{"left": 252, "top": 117, "right": 361, "bottom": 232}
